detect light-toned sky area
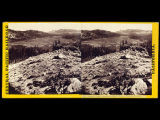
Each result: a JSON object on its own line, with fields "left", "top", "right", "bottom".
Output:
{"left": 9, "top": 23, "right": 152, "bottom": 32}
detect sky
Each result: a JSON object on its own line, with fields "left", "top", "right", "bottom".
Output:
{"left": 8, "top": 22, "right": 152, "bottom": 32}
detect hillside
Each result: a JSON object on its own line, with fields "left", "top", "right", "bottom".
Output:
{"left": 9, "top": 48, "right": 81, "bottom": 94}
{"left": 81, "top": 46, "right": 152, "bottom": 95}
{"left": 9, "top": 46, "right": 152, "bottom": 95}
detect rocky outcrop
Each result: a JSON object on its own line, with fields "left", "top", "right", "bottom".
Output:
{"left": 9, "top": 49, "right": 81, "bottom": 94}
{"left": 81, "top": 46, "right": 152, "bottom": 95}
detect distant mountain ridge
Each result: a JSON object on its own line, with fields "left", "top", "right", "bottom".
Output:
{"left": 8, "top": 29, "right": 52, "bottom": 42}
{"left": 117, "top": 29, "right": 152, "bottom": 35}
{"left": 81, "top": 29, "right": 120, "bottom": 40}
{"left": 49, "top": 29, "right": 81, "bottom": 34}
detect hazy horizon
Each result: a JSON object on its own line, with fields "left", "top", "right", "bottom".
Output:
{"left": 9, "top": 23, "right": 152, "bottom": 32}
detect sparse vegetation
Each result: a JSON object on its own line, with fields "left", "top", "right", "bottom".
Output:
{"left": 140, "top": 37, "right": 152, "bottom": 56}
{"left": 119, "top": 40, "right": 131, "bottom": 51}
{"left": 52, "top": 40, "right": 61, "bottom": 51}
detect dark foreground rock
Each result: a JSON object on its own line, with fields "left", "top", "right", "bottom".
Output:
{"left": 9, "top": 49, "right": 81, "bottom": 94}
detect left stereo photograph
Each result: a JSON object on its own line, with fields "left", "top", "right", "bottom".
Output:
{"left": 2, "top": 22, "right": 82, "bottom": 97}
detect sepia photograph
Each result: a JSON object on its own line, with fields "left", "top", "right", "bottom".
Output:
{"left": 8, "top": 23, "right": 152, "bottom": 95}
{"left": 8, "top": 23, "right": 81, "bottom": 94}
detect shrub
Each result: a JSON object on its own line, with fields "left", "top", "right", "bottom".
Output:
{"left": 52, "top": 40, "right": 62, "bottom": 51}
{"left": 119, "top": 40, "right": 131, "bottom": 51}
{"left": 140, "top": 38, "right": 152, "bottom": 56}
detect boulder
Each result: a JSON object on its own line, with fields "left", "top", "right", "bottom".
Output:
{"left": 147, "top": 79, "right": 152, "bottom": 84}
{"left": 67, "top": 78, "right": 81, "bottom": 93}
{"left": 120, "top": 54, "right": 132, "bottom": 59}
{"left": 58, "top": 53, "right": 66, "bottom": 59}
{"left": 53, "top": 53, "right": 66, "bottom": 59}
{"left": 130, "top": 78, "right": 148, "bottom": 95}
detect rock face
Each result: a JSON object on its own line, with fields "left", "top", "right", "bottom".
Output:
{"left": 81, "top": 46, "right": 152, "bottom": 95}
{"left": 9, "top": 49, "right": 81, "bottom": 94}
